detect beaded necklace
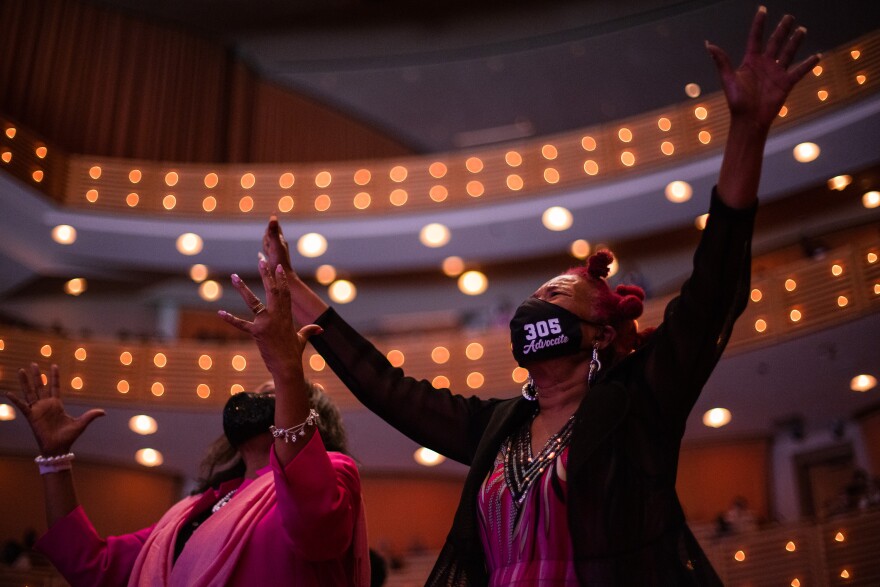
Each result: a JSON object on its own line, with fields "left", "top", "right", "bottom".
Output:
{"left": 211, "top": 489, "right": 237, "bottom": 513}
{"left": 503, "top": 411, "right": 576, "bottom": 507}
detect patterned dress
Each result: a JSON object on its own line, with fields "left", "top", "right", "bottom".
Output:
{"left": 478, "top": 417, "right": 579, "bottom": 586}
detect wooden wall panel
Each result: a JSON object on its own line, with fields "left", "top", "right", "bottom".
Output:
{"left": 677, "top": 437, "right": 771, "bottom": 524}
{"left": 856, "top": 406, "right": 880, "bottom": 476}
{"left": 0, "top": 0, "right": 412, "bottom": 163}
{"left": 0, "top": 454, "right": 182, "bottom": 542}
{"left": 360, "top": 474, "right": 463, "bottom": 552}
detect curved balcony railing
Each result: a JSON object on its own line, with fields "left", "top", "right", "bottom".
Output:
{"left": 0, "top": 232, "right": 876, "bottom": 411}
{"left": 1, "top": 32, "right": 878, "bottom": 220}
{"left": 6, "top": 509, "right": 876, "bottom": 586}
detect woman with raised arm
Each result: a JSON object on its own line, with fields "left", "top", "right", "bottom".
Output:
{"left": 261, "top": 8, "right": 818, "bottom": 586}
{"left": 6, "top": 259, "right": 369, "bottom": 586}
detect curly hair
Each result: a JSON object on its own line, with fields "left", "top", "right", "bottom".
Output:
{"left": 564, "top": 250, "right": 653, "bottom": 365}
{"left": 193, "top": 380, "right": 349, "bottom": 494}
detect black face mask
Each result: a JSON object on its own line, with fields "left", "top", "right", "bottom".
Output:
{"left": 222, "top": 392, "right": 275, "bottom": 447}
{"left": 509, "top": 297, "right": 588, "bottom": 366}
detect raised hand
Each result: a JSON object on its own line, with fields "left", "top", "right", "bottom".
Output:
{"left": 260, "top": 216, "right": 331, "bottom": 326}
{"left": 219, "top": 260, "right": 322, "bottom": 381}
{"left": 262, "top": 215, "right": 295, "bottom": 276}
{"left": 6, "top": 364, "right": 105, "bottom": 456}
{"left": 706, "top": 7, "right": 820, "bottom": 130}
{"left": 220, "top": 261, "right": 324, "bottom": 463}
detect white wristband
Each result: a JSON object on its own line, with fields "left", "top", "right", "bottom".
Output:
{"left": 35, "top": 452, "right": 75, "bottom": 475}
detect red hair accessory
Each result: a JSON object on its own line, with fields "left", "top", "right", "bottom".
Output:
{"left": 586, "top": 250, "right": 614, "bottom": 280}
{"left": 615, "top": 284, "right": 645, "bottom": 320}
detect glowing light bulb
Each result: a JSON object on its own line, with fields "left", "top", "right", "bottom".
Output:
{"left": 176, "top": 233, "right": 203, "bottom": 255}
{"left": 793, "top": 142, "right": 820, "bottom": 163}
{"left": 702, "top": 408, "right": 731, "bottom": 428}
{"left": 136, "top": 448, "right": 163, "bottom": 467}
{"left": 665, "top": 181, "right": 692, "bottom": 203}
{"left": 51, "top": 225, "right": 77, "bottom": 245}
{"left": 458, "top": 271, "right": 488, "bottom": 295}
{"left": 129, "top": 415, "right": 158, "bottom": 435}
{"left": 850, "top": 374, "right": 876, "bottom": 392}
{"left": 420, "top": 223, "right": 451, "bottom": 247}
{"left": 414, "top": 447, "right": 445, "bottom": 467}
{"left": 297, "top": 233, "right": 328, "bottom": 258}
{"left": 442, "top": 256, "right": 465, "bottom": 277}
{"left": 542, "top": 207, "right": 573, "bottom": 231}
{"left": 328, "top": 280, "right": 356, "bottom": 304}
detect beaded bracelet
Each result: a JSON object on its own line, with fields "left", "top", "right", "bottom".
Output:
{"left": 269, "top": 409, "right": 319, "bottom": 444}
{"left": 35, "top": 452, "right": 75, "bottom": 475}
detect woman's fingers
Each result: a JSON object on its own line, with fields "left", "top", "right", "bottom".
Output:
{"left": 743, "top": 6, "right": 767, "bottom": 58}
{"left": 230, "top": 273, "right": 267, "bottom": 316}
{"left": 5, "top": 391, "right": 30, "bottom": 417}
{"left": 705, "top": 41, "right": 733, "bottom": 80}
{"left": 49, "top": 364, "right": 61, "bottom": 399}
{"left": 263, "top": 216, "right": 292, "bottom": 270}
{"left": 217, "top": 310, "right": 253, "bottom": 333}
{"left": 764, "top": 13, "right": 795, "bottom": 60}
{"left": 787, "top": 52, "right": 821, "bottom": 85}
{"left": 258, "top": 259, "right": 278, "bottom": 312}
{"left": 18, "top": 368, "right": 36, "bottom": 404}
{"left": 774, "top": 25, "right": 802, "bottom": 69}
{"left": 273, "top": 265, "right": 292, "bottom": 315}
{"left": 297, "top": 324, "right": 324, "bottom": 343}
{"left": 75, "top": 409, "right": 106, "bottom": 430}
{"left": 30, "top": 363, "right": 45, "bottom": 398}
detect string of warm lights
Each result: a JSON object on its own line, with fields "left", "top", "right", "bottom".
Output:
{"left": 8, "top": 33, "right": 878, "bottom": 311}
{"left": 0, "top": 238, "right": 876, "bottom": 421}
{"left": 700, "top": 509, "right": 880, "bottom": 585}
{"left": 1, "top": 32, "right": 877, "bottom": 221}
{"left": 2, "top": 33, "right": 879, "bottom": 477}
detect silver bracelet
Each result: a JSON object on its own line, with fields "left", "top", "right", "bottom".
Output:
{"left": 35, "top": 452, "right": 75, "bottom": 475}
{"left": 269, "top": 409, "right": 319, "bottom": 444}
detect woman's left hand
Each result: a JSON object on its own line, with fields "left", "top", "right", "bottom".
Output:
{"left": 219, "top": 260, "right": 322, "bottom": 381}
{"left": 706, "top": 7, "right": 820, "bottom": 130}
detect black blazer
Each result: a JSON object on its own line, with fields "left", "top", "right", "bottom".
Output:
{"left": 313, "top": 189, "right": 755, "bottom": 586}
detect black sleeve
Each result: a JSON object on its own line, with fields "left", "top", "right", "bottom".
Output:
{"left": 311, "top": 308, "right": 499, "bottom": 466}
{"left": 641, "top": 187, "right": 756, "bottom": 434}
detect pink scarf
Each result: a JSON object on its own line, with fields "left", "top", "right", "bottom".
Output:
{"left": 127, "top": 470, "right": 370, "bottom": 586}
{"left": 128, "top": 474, "right": 276, "bottom": 587}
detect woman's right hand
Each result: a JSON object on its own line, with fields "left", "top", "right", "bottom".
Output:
{"left": 262, "top": 215, "right": 295, "bottom": 277}
{"left": 5, "top": 363, "right": 105, "bottom": 456}
{"left": 261, "top": 215, "right": 330, "bottom": 325}
{"left": 706, "top": 7, "right": 819, "bottom": 131}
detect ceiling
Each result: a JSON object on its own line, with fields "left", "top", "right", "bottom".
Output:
{"left": 98, "top": 0, "right": 879, "bottom": 152}
{"left": 0, "top": 0, "right": 879, "bottom": 478}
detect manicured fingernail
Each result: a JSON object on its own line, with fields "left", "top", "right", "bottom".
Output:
{"left": 796, "top": 26, "right": 807, "bottom": 34}
{"left": 276, "top": 264, "right": 284, "bottom": 274}
{"left": 231, "top": 274, "right": 241, "bottom": 284}
{"left": 259, "top": 259, "right": 267, "bottom": 270}
{"left": 217, "top": 310, "right": 227, "bottom": 317}
{"left": 758, "top": 5, "right": 766, "bottom": 13}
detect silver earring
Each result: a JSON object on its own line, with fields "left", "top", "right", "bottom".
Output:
{"left": 521, "top": 376, "right": 538, "bottom": 401}
{"left": 588, "top": 342, "right": 602, "bottom": 385}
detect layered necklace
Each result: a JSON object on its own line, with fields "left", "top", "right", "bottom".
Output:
{"left": 503, "top": 410, "right": 576, "bottom": 507}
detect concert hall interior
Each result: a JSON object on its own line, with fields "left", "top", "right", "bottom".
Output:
{"left": 1, "top": 0, "right": 879, "bottom": 584}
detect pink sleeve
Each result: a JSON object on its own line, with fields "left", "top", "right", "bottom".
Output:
{"left": 271, "top": 431, "right": 361, "bottom": 560}
{"left": 33, "top": 505, "right": 154, "bottom": 587}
